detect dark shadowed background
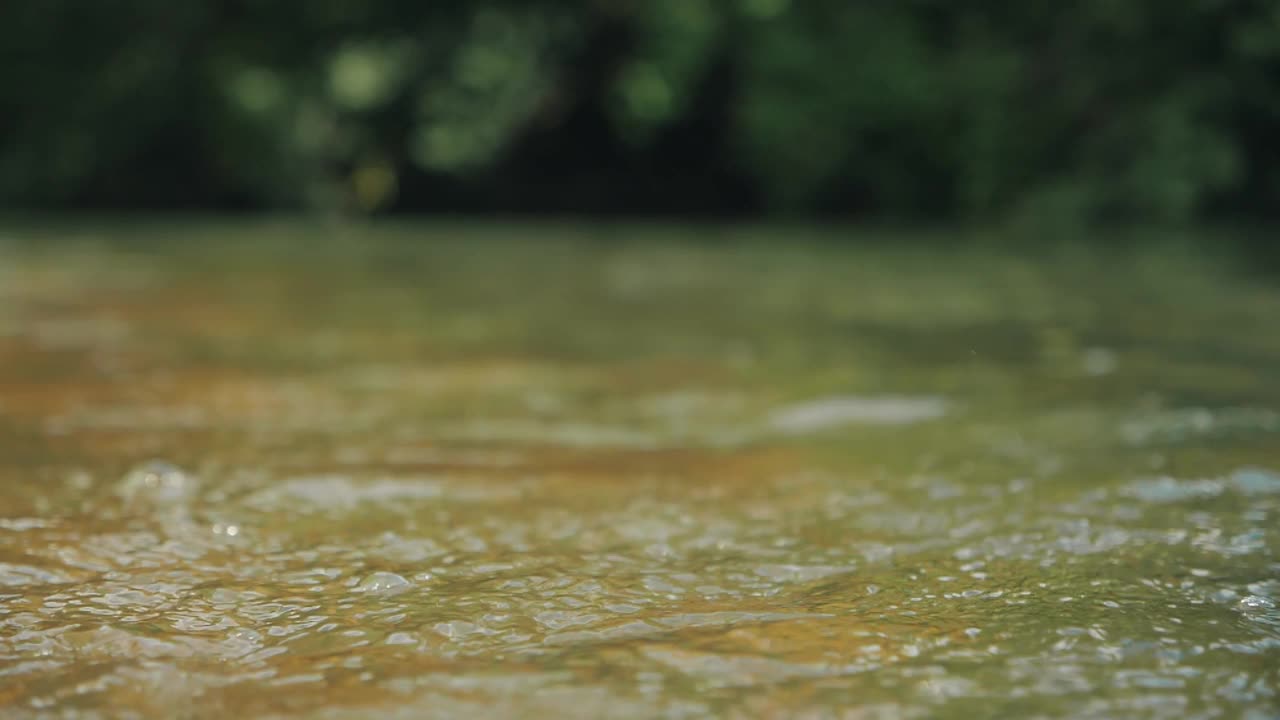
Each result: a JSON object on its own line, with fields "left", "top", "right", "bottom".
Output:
{"left": 3, "top": 0, "right": 1279, "bottom": 225}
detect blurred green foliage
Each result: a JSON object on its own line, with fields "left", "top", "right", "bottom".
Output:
{"left": 2, "top": 0, "right": 1278, "bottom": 223}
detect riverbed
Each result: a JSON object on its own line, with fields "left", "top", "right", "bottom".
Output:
{"left": 1, "top": 221, "right": 1277, "bottom": 718}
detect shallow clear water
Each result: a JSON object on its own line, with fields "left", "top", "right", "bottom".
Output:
{"left": 1, "top": 222, "right": 1277, "bottom": 718}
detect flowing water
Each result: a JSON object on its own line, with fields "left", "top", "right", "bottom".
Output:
{"left": 0, "top": 222, "right": 1278, "bottom": 718}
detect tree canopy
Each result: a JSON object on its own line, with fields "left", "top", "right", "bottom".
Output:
{"left": 3, "top": 0, "right": 1278, "bottom": 223}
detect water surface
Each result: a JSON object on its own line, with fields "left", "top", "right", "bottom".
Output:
{"left": 1, "top": 223, "right": 1278, "bottom": 718}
